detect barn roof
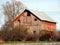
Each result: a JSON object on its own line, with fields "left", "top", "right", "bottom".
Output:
{"left": 29, "top": 9, "right": 56, "bottom": 23}
{"left": 14, "top": 9, "right": 56, "bottom": 23}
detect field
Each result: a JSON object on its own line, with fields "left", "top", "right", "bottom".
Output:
{"left": 0, "top": 42, "right": 60, "bottom": 45}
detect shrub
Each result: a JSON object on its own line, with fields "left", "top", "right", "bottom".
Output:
{"left": 39, "top": 30, "right": 51, "bottom": 41}
{"left": 39, "top": 33, "right": 51, "bottom": 41}
{"left": 0, "top": 25, "right": 28, "bottom": 41}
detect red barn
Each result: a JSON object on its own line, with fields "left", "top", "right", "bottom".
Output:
{"left": 14, "top": 9, "right": 56, "bottom": 35}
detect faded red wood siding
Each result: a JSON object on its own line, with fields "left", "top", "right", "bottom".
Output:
{"left": 14, "top": 11, "right": 41, "bottom": 35}
{"left": 14, "top": 11, "right": 56, "bottom": 35}
{"left": 41, "top": 21, "right": 56, "bottom": 31}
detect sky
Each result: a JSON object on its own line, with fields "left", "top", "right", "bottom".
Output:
{"left": 0, "top": 0, "right": 60, "bottom": 31}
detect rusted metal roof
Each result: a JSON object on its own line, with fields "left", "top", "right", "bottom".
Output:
{"left": 29, "top": 10, "right": 56, "bottom": 23}
{"left": 14, "top": 9, "right": 56, "bottom": 23}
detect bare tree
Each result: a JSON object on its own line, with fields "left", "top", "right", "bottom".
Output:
{"left": 2, "top": 0, "right": 26, "bottom": 30}
{"left": 0, "top": 0, "right": 28, "bottom": 41}
{"left": 3, "top": 0, "right": 26, "bottom": 21}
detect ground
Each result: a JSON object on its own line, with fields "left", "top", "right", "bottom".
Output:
{"left": 0, "top": 41, "right": 60, "bottom": 45}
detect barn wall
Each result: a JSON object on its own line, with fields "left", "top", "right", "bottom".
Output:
{"left": 41, "top": 21, "right": 56, "bottom": 32}
{"left": 14, "top": 11, "right": 56, "bottom": 36}
{"left": 14, "top": 11, "right": 41, "bottom": 35}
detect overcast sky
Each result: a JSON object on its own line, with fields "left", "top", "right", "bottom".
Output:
{"left": 0, "top": 0, "right": 60, "bottom": 31}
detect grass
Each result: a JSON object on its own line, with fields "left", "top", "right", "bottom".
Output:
{"left": 0, "top": 41, "right": 49, "bottom": 44}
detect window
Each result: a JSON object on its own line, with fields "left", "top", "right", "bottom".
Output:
{"left": 34, "top": 18, "right": 37, "bottom": 21}
{"left": 18, "top": 19, "right": 20, "bottom": 22}
{"left": 33, "top": 31, "right": 36, "bottom": 34}
{"left": 25, "top": 10, "right": 30, "bottom": 16}
{"left": 27, "top": 11, "right": 30, "bottom": 16}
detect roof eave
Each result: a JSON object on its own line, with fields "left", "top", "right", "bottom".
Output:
{"left": 41, "top": 20, "right": 56, "bottom": 24}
